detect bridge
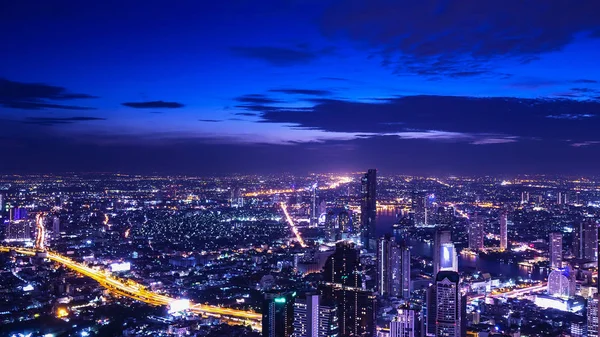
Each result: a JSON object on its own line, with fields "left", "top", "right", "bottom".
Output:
{"left": 0, "top": 246, "right": 262, "bottom": 329}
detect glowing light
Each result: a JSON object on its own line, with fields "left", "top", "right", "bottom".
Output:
{"left": 34, "top": 213, "right": 46, "bottom": 250}
{"left": 274, "top": 297, "right": 286, "bottom": 303}
{"left": 280, "top": 203, "right": 307, "bottom": 248}
{"left": 23, "top": 284, "right": 34, "bottom": 292}
{"left": 56, "top": 308, "right": 69, "bottom": 318}
{"left": 110, "top": 262, "right": 131, "bottom": 272}
{"left": 124, "top": 228, "right": 131, "bottom": 238}
{"left": 168, "top": 299, "right": 190, "bottom": 313}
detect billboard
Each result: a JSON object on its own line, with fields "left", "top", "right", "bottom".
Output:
{"left": 110, "top": 262, "right": 131, "bottom": 272}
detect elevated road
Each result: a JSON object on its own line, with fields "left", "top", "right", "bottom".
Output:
{"left": 0, "top": 246, "right": 261, "bottom": 329}
{"left": 280, "top": 202, "right": 308, "bottom": 247}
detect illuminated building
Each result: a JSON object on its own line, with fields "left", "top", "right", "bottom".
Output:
{"left": 571, "top": 320, "right": 586, "bottom": 337}
{"left": 321, "top": 241, "right": 376, "bottom": 337}
{"left": 4, "top": 219, "right": 34, "bottom": 242}
{"left": 433, "top": 230, "right": 453, "bottom": 276}
{"left": 434, "top": 271, "right": 462, "bottom": 337}
{"left": 263, "top": 291, "right": 295, "bottom": 337}
{"left": 52, "top": 216, "right": 60, "bottom": 239}
{"left": 588, "top": 295, "right": 599, "bottom": 337}
{"left": 412, "top": 192, "right": 427, "bottom": 227}
{"left": 293, "top": 293, "right": 339, "bottom": 337}
{"left": 579, "top": 218, "right": 598, "bottom": 262}
{"left": 390, "top": 307, "right": 415, "bottom": 337}
{"left": 547, "top": 268, "right": 575, "bottom": 298}
{"left": 549, "top": 232, "right": 563, "bottom": 269}
{"left": 10, "top": 207, "right": 27, "bottom": 221}
{"left": 468, "top": 213, "right": 484, "bottom": 251}
{"left": 377, "top": 235, "right": 411, "bottom": 298}
{"left": 360, "top": 169, "right": 377, "bottom": 251}
{"left": 499, "top": 211, "right": 508, "bottom": 251}
{"left": 311, "top": 182, "right": 318, "bottom": 227}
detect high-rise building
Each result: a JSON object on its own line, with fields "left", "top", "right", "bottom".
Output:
{"left": 499, "top": 211, "right": 508, "bottom": 251}
{"left": 468, "top": 213, "right": 484, "bottom": 251}
{"left": 52, "top": 216, "right": 60, "bottom": 239}
{"left": 571, "top": 320, "right": 586, "bottom": 337}
{"left": 4, "top": 220, "right": 34, "bottom": 242}
{"left": 547, "top": 268, "right": 575, "bottom": 298}
{"left": 294, "top": 294, "right": 319, "bottom": 337}
{"left": 360, "top": 169, "right": 377, "bottom": 251}
{"left": 433, "top": 230, "right": 453, "bottom": 276}
{"left": 412, "top": 193, "right": 427, "bottom": 227}
{"left": 435, "top": 271, "right": 462, "bottom": 337}
{"left": 588, "top": 294, "right": 599, "bottom": 337}
{"left": 377, "top": 235, "right": 410, "bottom": 298}
{"left": 317, "top": 301, "right": 338, "bottom": 337}
{"left": 579, "top": 219, "right": 598, "bottom": 262}
{"left": 263, "top": 291, "right": 295, "bottom": 337}
{"left": 425, "top": 285, "right": 436, "bottom": 337}
{"left": 390, "top": 307, "right": 416, "bottom": 337}
{"left": 321, "top": 241, "right": 376, "bottom": 337}
{"left": 311, "top": 183, "right": 318, "bottom": 227}
{"left": 549, "top": 232, "right": 563, "bottom": 269}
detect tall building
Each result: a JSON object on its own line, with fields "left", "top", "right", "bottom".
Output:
{"left": 317, "top": 301, "right": 338, "bottom": 337}
{"left": 433, "top": 230, "right": 452, "bottom": 276}
{"left": 321, "top": 241, "right": 376, "bottom": 337}
{"left": 52, "top": 216, "right": 60, "bottom": 239}
{"left": 4, "top": 220, "right": 34, "bottom": 242}
{"left": 499, "top": 211, "right": 508, "bottom": 251}
{"left": 468, "top": 213, "right": 484, "bottom": 251}
{"left": 588, "top": 294, "right": 599, "bottom": 337}
{"left": 263, "top": 291, "right": 295, "bottom": 337}
{"left": 579, "top": 219, "right": 598, "bottom": 261}
{"left": 311, "top": 183, "right": 318, "bottom": 227}
{"left": 412, "top": 193, "right": 427, "bottom": 227}
{"left": 377, "top": 235, "right": 411, "bottom": 298}
{"left": 293, "top": 293, "right": 339, "bottom": 337}
{"left": 360, "top": 169, "right": 377, "bottom": 251}
{"left": 390, "top": 307, "right": 416, "bottom": 337}
{"left": 549, "top": 232, "right": 563, "bottom": 269}
{"left": 547, "top": 268, "right": 575, "bottom": 298}
{"left": 435, "top": 271, "right": 462, "bottom": 337}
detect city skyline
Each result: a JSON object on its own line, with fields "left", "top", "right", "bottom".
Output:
{"left": 2, "top": 1, "right": 600, "bottom": 174}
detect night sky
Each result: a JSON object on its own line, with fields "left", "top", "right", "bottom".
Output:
{"left": 2, "top": 0, "right": 600, "bottom": 175}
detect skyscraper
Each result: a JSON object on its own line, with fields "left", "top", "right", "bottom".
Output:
{"left": 547, "top": 268, "right": 575, "bottom": 298}
{"left": 263, "top": 291, "right": 295, "bottom": 337}
{"left": 52, "top": 216, "right": 60, "bottom": 239}
{"left": 588, "top": 294, "right": 599, "bottom": 337}
{"left": 580, "top": 219, "right": 598, "bottom": 262}
{"left": 412, "top": 192, "right": 427, "bottom": 227}
{"left": 435, "top": 271, "right": 462, "bottom": 337}
{"left": 549, "top": 232, "right": 563, "bottom": 269}
{"left": 321, "top": 241, "right": 376, "bottom": 337}
{"left": 360, "top": 169, "right": 377, "bottom": 251}
{"left": 294, "top": 294, "right": 319, "bottom": 337}
{"left": 390, "top": 307, "right": 416, "bottom": 337}
{"left": 317, "top": 301, "right": 338, "bottom": 337}
{"left": 499, "top": 211, "right": 508, "bottom": 251}
{"left": 468, "top": 213, "right": 484, "bottom": 251}
{"left": 377, "top": 235, "right": 411, "bottom": 298}
{"left": 433, "top": 230, "right": 452, "bottom": 276}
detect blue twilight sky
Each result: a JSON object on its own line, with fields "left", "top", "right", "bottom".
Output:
{"left": 2, "top": 0, "right": 600, "bottom": 175}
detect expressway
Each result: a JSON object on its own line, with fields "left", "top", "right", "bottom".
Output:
{"left": 280, "top": 202, "right": 308, "bottom": 248}
{"left": 468, "top": 283, "right": 548, "bottom": 301}
{"left": 0, "top": 246, "right": 262, "bottom": 329}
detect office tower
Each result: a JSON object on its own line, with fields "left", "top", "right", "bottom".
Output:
{"left": 413, "top": 193, "right": 427, "bottom": 227}
{"left": 425, "top": 286, "right": 436, "bottom": 337}
{"left": 52, "top": 216, "right": 60, "bottom": 239}
{"left": 547, "top": 268, "right": 575, "bottom": 298}
{"left": 311, "top": 183, "right": 318, "bottom": 227}
{"left": 360, "top": 169, "right": 377, "bottom": 251}
{"left": 549, "top": 232, "right": 563, "bottom": 269}
{"left": 4, "top": 219, "right": 34, "bottom": 242}
{"left": 499, "top": 211, "right": 508, "bottom": 251}
{"left": 317, "top": 301, "right": 338, "bottom": 337}
{"left": 263, "top": 291, "right": 295, "bottom": 337}
{"left": 571, "top": 320, "right": 586, "bottom": 337}
{"left": 588, "top": 295, "right": 599, "bottom": 337}
{"left": 321, "top": 241, "right": 376, "bottom": 337}
{"left": 10, "top": 207, "right": 27, "bottom": 221}
{"left": 294, "top": 294, "right": 319, "bottom": 337}
{"left": 377, "top": 235, "right": 411, "bottom": 298}
{"left": 433, "top": 230, "right": 452, "bottom": 276}
{"left": 521, "top": 191, "right": 529, "bottom": 204}
{"left": 435, "top": 271, "right": 462, "bottom": 337}
{"left": 579, "top": 219, "right": 598, "bottom": 261}
{"left": 390, "top": 307, "right": 415, "bottom": 337}
{"left": 468, "top": 213, "right": 484, "bottom": 251}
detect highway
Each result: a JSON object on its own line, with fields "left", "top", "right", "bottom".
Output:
{"left": 0, "top": 246, "right": 262, "bottom": 329}
{"left": 467, "top": 283, "right": 548, "bottom": 301}
{"left": 280, "top": 202, "right": 308, "bottom": 248}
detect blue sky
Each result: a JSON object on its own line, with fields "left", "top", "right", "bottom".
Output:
{"left": 2, "top": 0, "right": 600, "bottom": 174}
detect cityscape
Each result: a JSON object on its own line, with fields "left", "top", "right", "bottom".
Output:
{"left": 0, "top": 172, "right": 598, "bottom": 336}
{"left": 3, "top": 1, "right": 600, "bottom": 336}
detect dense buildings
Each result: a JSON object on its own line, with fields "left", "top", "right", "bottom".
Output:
{"left": 360, "top": 169, "right": 377, "bottom": 251}
{"left": 390, "top": 308, "right": 416, "bottom": 337}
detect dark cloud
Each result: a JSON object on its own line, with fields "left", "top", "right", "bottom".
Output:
{"left": 234, "top": 112, "right": 259, "bottom": 117}
{"left": 122, "top": 101, "right": 185, "bottom": 108}
{"left": 319, "top": 77, "right": 350, "bottom": 82}
{"left": 231, "top": 46, "right": 320, "bottom": 66}
{"left": 321, "top": 1, "right": 600, "bottom": 77}
{"left": 573, "top": 79, "right": 598, "bottom": 84}
{"left": 23, "top": 116, "right": 106, "bottom": 126}
{"left": 0, "top": 78, "right": 97, "bottom": 110}
{"left": 269, "top": 89, "right": 333, "bottom": 96}
{"left": 198, "top": 119, "right": 223, "bottom": 122}
{"left": 234, "top": 94, "right": 282, "bottom": 104}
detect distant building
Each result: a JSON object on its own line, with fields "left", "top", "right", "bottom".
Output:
{"left": 262, "top": 291, "right": 295, "bottom": 337}
{"left": 547, "top": 268, "right": 575, "bottom": 298}
{"left": 549, "top": 232, "right": 563, "bottom": 269}
{"left": 434, "top": 271, "right": 462, "bottom": 337}
{"left": 377, "top": 235, "right": 410, "bottom": 298}
{"left": 293, "top": 293, "right": 338, "bottom": 337}
{"left": 579, "top": 219, "right": 598, "bottom": 262}
{"left": 412, "top": 192, "right": 427, "bottom": 227}
{"left": 4, "top": 220, "right": 34, "bottom": 242}
{"left": 588, "top": 295, "right": 599, "bottom": 337}
{"left": 499, "top": 211, "right": 508, "bottom": 251}
{"left": 52, "top": 216, "right": 60, "bottom": 239}
{"left": 468, "top": 213, "right": 484, "bottom": 251}
{"left": 390, "top": 307, "right": 416, "bottom": 337}
{"left": 360, "top": 169, "right": 377, "bottom": 251}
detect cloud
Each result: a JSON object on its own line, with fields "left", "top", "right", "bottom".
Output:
{"left": 0, "top": 78, "right": 97, "bottom": 110}
{"left": 571, "top": 140, "right": 600, "bottom": 147}
{"left": 546, "top": 114, "right": 595, "bottom": 120}
{"left": 573, "top": 79, "right": 598, "bottom": 84}
{"left": 198, "top": 119, "right": 223, "bottom": 122}
{"left": 23, "top": 116, "right": 106, "bottom": 126}
{"left": 235, "top": 94, "right": 281, "bottom": 104}
{"left": 122, "top": 100, "right": 185, "bottom": 108}
{"left": 269, "top": 89, "right": 333, "bottom": 96}
{"left": 231, "top": 46, "right": 321, "bottom": 66}
{"left": 321, "top": 1, "right": 600, "bottom": 77}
